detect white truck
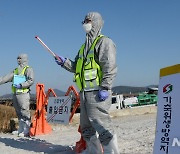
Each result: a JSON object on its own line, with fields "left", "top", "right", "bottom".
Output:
{"left": 110, "top": 94, "right": 139, "bottom": 111}
{"left": 123, "top": 97, "right": 138, "bottom": 108}
{"left": 109, "top": 94, "right": 124, "bottom": 111}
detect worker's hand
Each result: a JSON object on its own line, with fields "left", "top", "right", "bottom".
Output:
{"left": 98, "top": 90, "right": 109, "bottom": 101}
{"left": 55, "top": 56, "right": 66, "bottom": 66}
{"left": 14, "top": 84, "right": 22, "bottom": 89}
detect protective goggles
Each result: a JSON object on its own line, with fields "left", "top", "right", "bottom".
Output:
{"left": 82, "top": 19, "right": 92, "bottom": 24}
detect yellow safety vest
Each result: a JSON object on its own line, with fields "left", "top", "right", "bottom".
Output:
{"left": 74, "top": 35, "right": 104, "bottom": 91}
{"left": 12, "top": 66, "right": 29, "bottom": 94}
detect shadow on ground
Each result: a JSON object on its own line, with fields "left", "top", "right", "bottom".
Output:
{"left": 0, "top": 137, "right": 75, "bottom": 154}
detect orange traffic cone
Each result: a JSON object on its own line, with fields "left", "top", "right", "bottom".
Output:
{"left": 30, "top": 83, "right": 52, "bottom": 136}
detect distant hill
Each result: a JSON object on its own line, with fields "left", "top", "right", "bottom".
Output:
{"left": 0, "top": 85, "right": 158, "bottom": 98}
{"left": 53, "top": 89, "right": 66, "bottom": 96}
{"left": 112, "top": 85, "right": 158, "bottom": 94}
{"left": 0, "top": 88, "right": 66, "bottom": 99}
{"left": 0, "top": 93, "right": 13, "bottom": 98}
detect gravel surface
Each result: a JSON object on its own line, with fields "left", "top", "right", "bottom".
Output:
{"left": 0, "top": 110, "right": 157, "bottom": 154}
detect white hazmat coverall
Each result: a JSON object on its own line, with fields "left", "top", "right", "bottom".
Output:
{"left": 0, "top": 54, "right": 34, "bottom": 137}
{"left": 58, "top": 12, "right": 119, "bottom": 153}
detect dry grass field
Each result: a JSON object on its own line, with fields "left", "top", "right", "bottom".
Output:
{"left": 0, "top": 104, "right": 35, "bottom": 133}
{"left": 0, "top": 104, "right": 17, "bottom": 133}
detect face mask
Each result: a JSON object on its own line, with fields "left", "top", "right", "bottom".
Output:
{"left": 82, "top": 23, "right": 92, "bottom": 33}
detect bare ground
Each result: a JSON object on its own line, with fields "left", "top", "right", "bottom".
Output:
{"left": 0, "top": 107, "right": 157, "bottom": 154}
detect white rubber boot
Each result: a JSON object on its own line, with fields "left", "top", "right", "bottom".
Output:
{"left": 12, "top": 119, "right": 24, "bottom": 135}
{"left": 103, "top": 134, "right": 119, "bottom": 154}
{"left": 18, "top": 120, "right": 31, "bottom": 137}
{"left": 81, "top": 135, "right": 103, "bottom": 154}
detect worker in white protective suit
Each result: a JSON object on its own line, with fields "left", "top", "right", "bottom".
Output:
{"left": 55, "top": 12, "right": 119, "bottom": 154}
{"left": 0, "top": 54, "right": 34, "bottom": 137}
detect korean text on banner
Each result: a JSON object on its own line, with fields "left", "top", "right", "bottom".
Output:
{"left": 153, "top": 64, "right": 180, "bottom": 154}
{"left": 47, "top": 96, "right": 72, "bottom": 125}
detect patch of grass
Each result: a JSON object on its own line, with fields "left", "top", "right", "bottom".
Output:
{"left": 0, "top": 104, "right": 17, "bottom": 133}
{"left": 0, "top": 104, "right": 36, "bottom": 133}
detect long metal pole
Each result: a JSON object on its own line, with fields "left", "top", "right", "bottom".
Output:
{"left": 35, "top": 36, "right": 62, "bottom": 62}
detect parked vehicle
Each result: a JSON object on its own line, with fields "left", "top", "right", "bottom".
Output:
{"left": 110, "top": 87, "right": 158, "bottom": 110}
{"left": 137, "top": 93, "right": 157, "bottom": 105}
{"left": 123, "top": 97, "right": 138, "bottom": 108}
{"left": 132, "top": 87, "right": 158, "bottom": 107}
{"left": 110, "top": 94, "right": 124, "bottom": 110}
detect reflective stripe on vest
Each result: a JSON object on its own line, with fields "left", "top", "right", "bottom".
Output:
{"left": 12, "top": 66, "right": 29, "bottom": 94}
{"left": 74, "top": 35, "right": 104, "bottom": 91}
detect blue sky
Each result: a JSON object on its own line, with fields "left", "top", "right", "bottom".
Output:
{"left": 0, "top": 0, "right": 179, "bottom": 95}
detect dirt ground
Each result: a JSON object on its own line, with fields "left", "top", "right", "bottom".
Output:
{"left": 0, "top": 107, "right": 157, "bottom": 154}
